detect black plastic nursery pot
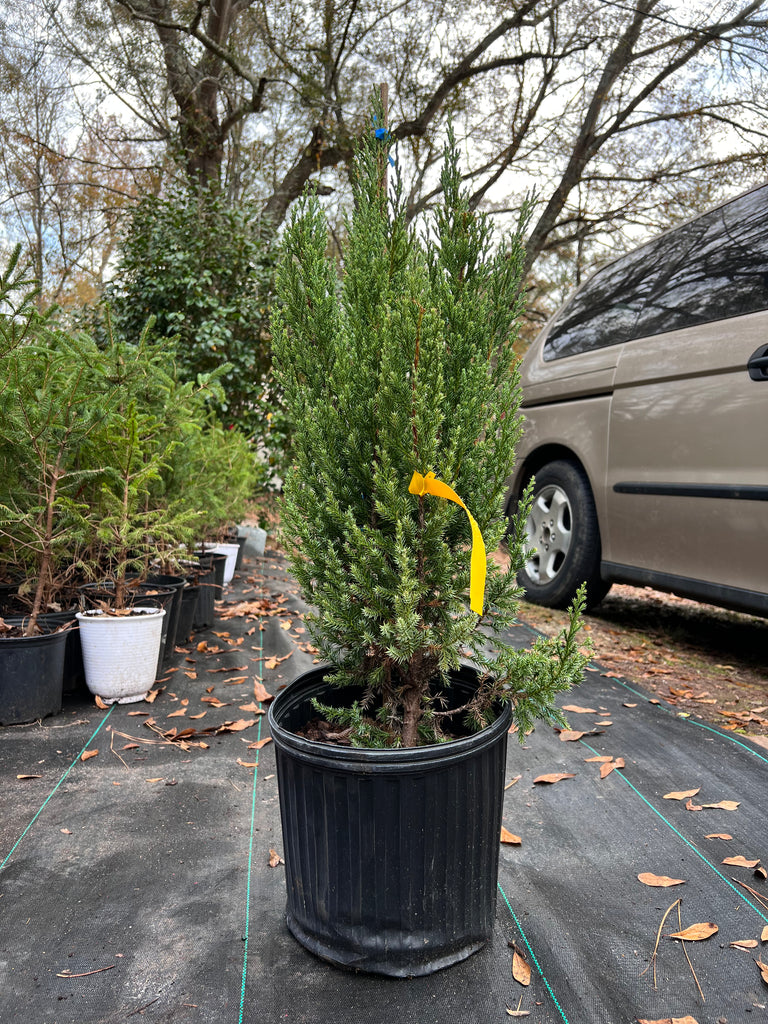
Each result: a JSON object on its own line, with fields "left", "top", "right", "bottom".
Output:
{"left": 175, "top": 584, "right": 199, "bottom": 645}
{"left": 268, "top": 664, "right": 511, "bottom": 977}
{"left": 5, "top": 611, "right": 84, "bottom": 695}
{"left": 192, "top": 566, "right": 216, "bottom": 629}
{"left": 0, "top": 627, "right": 67, "bottom": 725}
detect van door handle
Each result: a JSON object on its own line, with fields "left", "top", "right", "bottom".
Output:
{"left": 747, "top": 344, "right": 768, "bottom": 380}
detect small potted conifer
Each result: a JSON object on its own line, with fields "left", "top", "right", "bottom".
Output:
{"left": 268, "top": 111, "right": 589, "bottom": 976}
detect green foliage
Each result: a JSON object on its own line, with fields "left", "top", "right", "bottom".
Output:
{"left": 101, "top": 182, "right": 280, "bottom": 471}
{"left": 0, "top": 249, "right": 260, "bottom": 624}
{"left": 272, "top": 117, "right": 589, "bottom": 747}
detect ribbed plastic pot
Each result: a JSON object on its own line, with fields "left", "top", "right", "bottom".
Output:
{"left": 76, "top": 607, "right": 165, "bottom": 704}
{"left": 192, "top": 566, "right": 216, "bottom": 629}
{"left": 145, "top": 574, "right": 186, "bottom": 667}
{"left": 234, "top": 533, "right": 247, "bottom": 570}
{"left": 0, "top": 628, "right": 67, "bottom": 725}
{"left": 208, "top": 543, "right": 239, "bottom": 585}
{"left": 5, "top": 610, "right": 84, "bottom": 695}
{"left": 175, "top": 584, "right": 199, "bottom": 645}
{"left": 268, "top": 664, "right": 511, "bottom": 976}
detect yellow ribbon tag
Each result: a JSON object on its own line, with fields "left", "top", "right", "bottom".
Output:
{"left": 408, "top": 470, "right": 486, "bottom": 615}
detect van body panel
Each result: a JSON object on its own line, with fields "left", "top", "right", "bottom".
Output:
{"left": 605, "top": 314, "right": 768, "bottom": 592}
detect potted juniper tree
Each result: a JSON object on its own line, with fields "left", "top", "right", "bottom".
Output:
{"left": 268, "top": 117, "right": 589, "bottom": 976}
{"left": 75, "top": 322, "right": 206, "bottom": 704}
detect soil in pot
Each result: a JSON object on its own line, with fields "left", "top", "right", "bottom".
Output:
{"left": 268, "top": 664, "right": 511, "bottom": 977}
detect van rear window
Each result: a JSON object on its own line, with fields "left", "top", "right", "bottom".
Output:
{"left": 544, "top": 183, "right": 768, "bottom": 360}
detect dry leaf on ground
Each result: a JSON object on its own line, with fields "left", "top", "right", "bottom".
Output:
{"left": 80, "top": 749, "right": 98, "bottom": 761}
{"left": 723, "top": 856, "right": 760, "bottom": 868}
{"left": 505, "top": 775, "right": 522, "bottom": 790}
{"left": 585, "top": 755, "right": 612, "bottom": 763}
{"left": 94, "top": 695, "right": 109, "bottom": 709}
{"left": 668, "top": 922, "right": 718, "bottom": 941}
{"left": 730, "top": 939, "right": 758, "bottom": 949}
{"left": 237, "top": 759, "right": 258, "bottom": 768}
{"left": 247, "top": 737, "right": 273, "bottom": 750}
{"left": 756, "top": 958, "right": 768, "bottom": 985}
{"left": 253, "top": 680, "right": 273, "bottom": 702}
{"left": 663, "top": 788, "right": 700, "bottom": 801}
{"left": 16, "top": 774, "right": 42, "bottom": 780}
{"left": 512, "top": 948, "right": 531, "bottom": 986}
{"left": 701, "top": 800, "right": 740, "bottom": 810}
{"left": 559, "top": 730, "right": 587, "bottom": 742}
{"left": 533, "top": 772, "right": 576, "bottom": 785}
{"left": 638, "top": 872, "right": 685, "bottom": 887}
{"left": 562, "top": 705, "right": 597, "bottom": 714}
{"left": 637, "top": 1017, "right": 700, "bottom": 1024}
{"left": 762, "top": 925, "right": 768, "bottom": 942}
{"left": 705, "top": 833, "right": 732, "bottom": 840}
{"left": 268, "top": 848, "right": 284, "bottom": 867}
{"left": 599, "top": 757, "right": 625, "bottom": 779}
{"left": 500, "top": 827, "right": 522, "bottom": 845}
{"left": 239, "top": 702, "right": 265, "bottom": 715}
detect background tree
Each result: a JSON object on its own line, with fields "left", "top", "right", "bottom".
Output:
{"left": 102, "top": 181, "right": 276, "bottom": 444}
{"left": 44, "top": 0, "right": 768, "bottom": 272}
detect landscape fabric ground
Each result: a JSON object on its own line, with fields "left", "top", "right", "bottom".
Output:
{"left": 1, "top": 547, "right": 767, "bottom": 1024}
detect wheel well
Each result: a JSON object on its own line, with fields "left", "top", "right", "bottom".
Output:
{"left": 509, "top": 445, "right": 587, "bottom": 511}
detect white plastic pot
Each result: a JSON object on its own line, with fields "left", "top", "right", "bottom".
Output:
{"left": 208, "top": 542, "right": 240, "bottom": 585}
{"left": 75, "top": 606, "right": 165, "bottom": 704}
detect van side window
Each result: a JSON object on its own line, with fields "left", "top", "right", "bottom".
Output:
{"left": 543, "top": 184, "right": 768, "bottom": 361}
{"left": 634, "top": 185, "right": 768, "bottom": 337}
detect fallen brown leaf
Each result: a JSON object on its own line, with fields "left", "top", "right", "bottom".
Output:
{"left": 167, "top": 708, "right": 187, "bottom": 718}
{"left": 562, "top": 704, "right": 597, "bottom": 714}
{"left": 268, "top": 848, "right": 284, "bottom": 867}
{"left": 94, "top": 695, "right": 109, "bottom": 709}
{"left": 533, "top": 772, "right": 576, "bottom": 785}
{"left": 16, "top": 774, "right": 42, "bottom": 780}
{"left": 701, "top": 800, "right": 740, "bottom": 811}
{"left": 755, "top": 866, "right": 768, "bottom": 880}
{"left": 253, "top": 680, "right": 273, "bottom": 702}
{"left": 247, "top": 737, "right": 273, "bottom": 750}
{"left": 500, "top": 827, "right": 522, "bottom": 845}
{"left": 559, "top": 729, "right": 586, "bottom": 742}
{"left": 145, "top": 689, "right": 158, "bottom": 703}
{"left": 121, "top": 743, "right": 139, "bottom": 750}
{"left": 663, "top": 788, "right": 700, "bottom": 801}
{"left": 762, "top": 925, "right": 768, "bottom": 942}
{"left": 223, "top": 676, "right": 248, "bottom": 686}
{"left": 60, "top": 828, "right": 72, "bottom": 834}
{"left": 668, "top": 922, "right": 718, "bottom": 941}
{"left": 705, "top": 833, "right": 732, "bottom": 840}
{"left": 188, "top": 712, "right": 207, "bottom": 719}
{"left": 730, "top": 939, "right": 758, "bottom": 949}
{"left": 219, "top": 719, "right": 257, "bottom": 732}
{"left": 145, "top": 777, "right": 164, "bottom": 783}
{"left": 723, "top": 856, "right": 760, "bottom": 868}
{"left": 637, "top": 1018, "right": 700, "bottom": 1024}
{"left": 684, "top": 798, "right": 702, "bottom": 812}
{"left": 585, "top": 755, "right": 613, "bottom": 763}
{"left": 512, "top": 947, "right": 531, "bottom": 986}
{"left": 80, "top": 749, "right": 98, "bottom": 761}
{"left": 237, "top": 759, "right": 258, "bottom": 768}
{"left": 239, "top": 702, "right": 266, "bottom": 715}
{"left": 638, "top": 873, "right": 685, "bottom": 888}
{"left": 756, "top": 958, "right": 768, "bottom": 985}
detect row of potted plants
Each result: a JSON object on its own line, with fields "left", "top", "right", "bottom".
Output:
{"left": 0, "top": 250, "right": 261, "bottom": 722}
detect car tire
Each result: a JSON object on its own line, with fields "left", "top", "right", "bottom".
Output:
{"left": 516, "top": 459, "right": 610, "bottom": 610}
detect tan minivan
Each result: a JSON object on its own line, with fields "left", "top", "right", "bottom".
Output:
{"left": 509, "top": 182, "right": 768, "bottom": 616}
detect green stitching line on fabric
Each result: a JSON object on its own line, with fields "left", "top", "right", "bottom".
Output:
{"left": 580, "top": 739, "right": 768, "bottom": 926}
{"left": 0, "top": 707, "right": 113, "bottom": 874}
{"left": 497, "top": 882, "right": 571, "bottom": 1024}
{"left": 239, "top": 626, "right": 263, "bottom": 1024}
{"left": 589, "top": 668, "right": 768, "bottom": 767}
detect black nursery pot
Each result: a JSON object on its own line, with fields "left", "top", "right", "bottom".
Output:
{"left": 0, "top": 628, "right": 67, "bottom": 725}
{"left": 268, "top": 664, "right": 511, "bottom": 977}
